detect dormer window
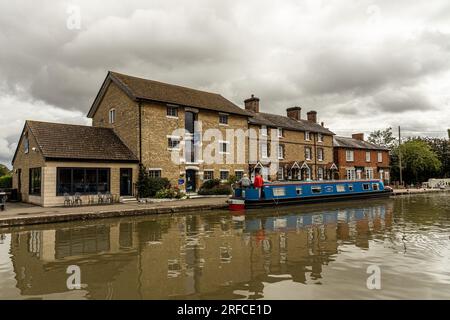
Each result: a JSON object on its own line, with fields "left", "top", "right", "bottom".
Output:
{"left": 109, "top": 108, "right": 116, "bottom": 124}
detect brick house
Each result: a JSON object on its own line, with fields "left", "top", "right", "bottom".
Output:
{"left": 243, "top": 95, "right": 336, "bottom": 181}
{"left": 87, "top": 71, "right": 250, "bottom": 192}
{"left": 11, "top": 121, "right": 138, "bottom": 206}
{"left": 333, "top": 133, "right": 390, "bottom": 184}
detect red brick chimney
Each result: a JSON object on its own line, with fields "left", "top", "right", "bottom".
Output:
{"left": 286, "top": 107, "right": 301, "bottom": 120}
{"left": 306, "top": 110, "right": 317, "bottom": 123}
{"left": 244, "top": 94, "right": 260, "bottom": 113}
{"left": 352, "top": 133, "right": 364, "bottom": 141}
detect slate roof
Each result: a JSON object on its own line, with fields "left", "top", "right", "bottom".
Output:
{"left": 88, "top": 71, "right": 250, "bottom": 117}
{"left": 248, "top": 111, "right": 335, "bottom": 135}
{"left": 333, "top": 136, "right": 390, "bottom": 151}
{"left": 24, "top": 121, "right": 138, "bottom": 162}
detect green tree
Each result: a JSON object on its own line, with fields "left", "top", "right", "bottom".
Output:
{"left": 367, "top": 127, "right": 397, "bottom": 149}
{"left": 391, "top": 140, "right": 441, "bottom": 184}
{"left": 0, "top": 164, "right": 11, "bottom": 177}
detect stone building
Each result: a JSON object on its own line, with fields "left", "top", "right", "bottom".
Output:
{"left": 333, "top": 133, "right": 390, "bottom": 184}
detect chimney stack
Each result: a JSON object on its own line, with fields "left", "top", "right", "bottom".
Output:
{"left": 352, "top": 133, "right": 364, "bottom": 141}
{"left": 286, "top": 106, "right": 301, "bottom": 121}
{"left": 321, "top": 121, "right": 324, "bottom": 127}
{"left": 244, "top": 94, "right": 260, "bottom": 113}
{"left": 306, "top": 110, "right": 317, "bottom": 123}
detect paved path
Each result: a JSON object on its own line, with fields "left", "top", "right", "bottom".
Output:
{"left": 0, "top": 197, "right": 229, "bottom": 228}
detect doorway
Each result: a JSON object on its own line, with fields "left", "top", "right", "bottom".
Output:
{"left": 186, "top": 169, "right": 196, "bottom": 192}
{"left": 120, "top": 168, "right": 132, "bottom": 196}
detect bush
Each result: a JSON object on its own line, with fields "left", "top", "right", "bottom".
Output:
{"left": 200, "top": 178, "right": 221, "bottom": 190}
{"left": 137, "top": 165, "right": 171, "bottom": 198}
{"left": 198, "top": 184, "right": 232, "bottom": 195}
{"left": 0, "top": 175, "right": 12, "bottom": 189}
{"left": 155, "top": 187, "right": 185, "bottom": 199}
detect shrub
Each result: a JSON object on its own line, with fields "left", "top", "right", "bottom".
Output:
{"left": 198, "top": 184, "right": 231, "bottom": 195}
{"left": 137, "top": 165, "right": 171, "bottom": 198}
{"left": 0, "top": 175, "right": 12, "bottom": 189}
{"left": 227, "top": 175, "right": 239, "bottom": 185}
{"left": 200, "top": 178, "right": 221, "bottom": 190}
{"left": 155, "top": 187, "right": 185, "bottom": 199}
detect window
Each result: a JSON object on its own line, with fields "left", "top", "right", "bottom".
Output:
{"left": 167, "top": 105, "right": 178, "bottom": 118}
{"left": 220, "top": 170, "right": 229, "bottom": 181}
{"left": 219, "top": 141, "right": 229, "bottom": 154}
{"left": 318, "top": 133, "right": 323, "bottom": 142}
{"left": 185, "top": 111, "right": 196, "bottom": 134}
{"left": 336, "top": 185, "right": 346, "bottom": 192}
{"left": 24, "top": 133, "right": 29, "bottom": 154}
{"left": 305, "top": 131, "right": 310, "bottom": 141}
{"left": 348, "top": 184, "right": 354, "bottom": 191}
{"left": 273, "top": 188, "right": 286, "bottom": 197}
{"left": 372, "top": 183, "right": 379, "bottom": 191}
{"left": 29, "top": 167, "right": 41, "bottom": 196}
{"left": 219, "top": 114, "right": 228, "bottom": 125}
{"left": 278, "top": 144, "right": 284, "bottom": 159}
{"left": 109, "top": 108, "right": 116, "bottom": 124}
{"left": 366, "top": 151, "right": 371, "bottom": 162}
{"left": 296, "top": 187, "right": 302, "bottom": 195}
{"left": 204, "top": 170, "right": 214, "bottom": 180}
{"left": 365, "top": 168, "right": 374, "bottom": 180}
{"left": 357, "top": 170, "right": 362, "bottom": 180}
{"left": 346, "top": 150, "right": 354, "bottom": 162}
{"left": 311, "top": 186, "right": 322, "bottom": 194}
{"left": 346, "top": 168, "right": 356, "bottom": 180}
{"left": 317, "top": 148, "right": 324, "bottom": 161}
{"left": 277, "top": 167, "right": 284, "bottom": 180}
{"left": 261, "top": 143, "right": 268, "bottom": 158}
{"left": 305, "top": 147, "right": 312, "bottom": 160}
{"left": 377, "top": 152, "right": 383, "bottom": 163}
{"left": 234, "top": 170, "right": 244, "bottom": 180}
{"left": 317, "top": 167, "right": 324, "bottom": 180}
{"left": 261, "top": 125, "right": 267, "bottom": 136}
{"left": 277, "top": 128, "right": 283, "bottom": 138}
{"left": 168, "top": 137, "right": 180, "bottom": 150}
{"left": 363, "top": 183, "right": 370, "bottom": 190}
{"left": 56, "top": 168, "right": 110, "bottom": 195}
{"left": 148, "top": 170, "right": 161, "bottom": 178}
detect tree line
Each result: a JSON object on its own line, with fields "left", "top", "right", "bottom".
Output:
{"left": 368, "top": 128, "right": 449, "bottom": 185}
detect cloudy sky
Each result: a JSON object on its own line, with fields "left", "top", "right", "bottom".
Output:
{"left": 1, "top": 0, "right": 450, "bottom": 166}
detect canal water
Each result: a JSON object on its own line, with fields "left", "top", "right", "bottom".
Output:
{"left": 0, "top": 193, "right": 449, "bottom": 300}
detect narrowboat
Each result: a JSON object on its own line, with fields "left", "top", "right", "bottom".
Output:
{"left": 228, "top": 180, "right": 392, "bottom": 210}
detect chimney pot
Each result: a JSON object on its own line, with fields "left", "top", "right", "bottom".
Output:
{"left": 352, "top": 133, "right": 364, "bottom": 141}
{"left": 244, "top": 95, "right": 260, "bottom": 113}
{"left": 306, "top": 110, "right": 317, "bottom": 123}
{"left": 286, "top": 106, "right": 301, "bottom": 121}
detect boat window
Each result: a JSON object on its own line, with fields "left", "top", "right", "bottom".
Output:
{"left": 372, "top": 183, "right": 379, "bottom": 190}
{"left": 363, "top": 183, "right": 370, "bottom": 190}
{"left": 296, "top": 187, "right": 302, "bottom": 195}
{"left": 336, "top": 185, "right": 346, "bottom": 192}
{"left": 311, "top": 186, "right": 322, "bottom": 194}
{"left": 273, "top": 188, "right": 286, "bottom": 197}
{"left": 348, "top": 184, "right": 354, "bottom": 191}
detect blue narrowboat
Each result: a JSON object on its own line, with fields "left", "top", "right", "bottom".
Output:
{"left": 228, "top": 180, "right": 392, "bottom": 210}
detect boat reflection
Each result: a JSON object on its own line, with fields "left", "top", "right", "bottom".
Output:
{"left": 6, "top": 200, "right": 393, "bottom": 299}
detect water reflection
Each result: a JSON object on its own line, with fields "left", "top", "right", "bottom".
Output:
{"left": 1, "top": 194, "right": 449, "bottom": 299}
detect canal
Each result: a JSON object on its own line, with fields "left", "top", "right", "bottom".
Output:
{"left": 0, "top": 193, "right": 449, "bottom": 299}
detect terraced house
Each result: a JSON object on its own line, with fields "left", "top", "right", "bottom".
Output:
{"left": 243, "top": 95, "right": 336, "bottom": 181}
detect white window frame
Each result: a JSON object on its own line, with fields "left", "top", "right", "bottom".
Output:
{"left": 305, "top": 131, "right": 310, "bottom": 141}
{"left": 365, "top": 168, "right": 374, "bottom": 180}
{"left": 219, "top": 170, "right": 230, "bottom": 181}
{"left": 219, "top": 141, "right": 230, "bottom": 154}
{"left": 109, "top": 108, "right": 116, "bottom": 124}
{"left": 278, "top": 144, "right": 284, "bottom": 160}
{"left": 277, "top": 167, "right": 284, "bottom": 180}
{"left": 317, "top": 148, "right": 324, "bottom": 161}
{"left": 366, "top": 151, "right": 371, "bottom": 162}
{"left": 166, "top": 105, "right": 178, "bottom": 118}
{"left": 203, "top": 170, "right": 214, "bottom": 181}
{"left": 261, "top": 142, "right": 268, "bottom": 158}
{"left": 318, "top": 133, "right": 323, "bottom": 143}
{"left": 261, "top": 125, "right": 268, "bottom": 136}
{"left": 346, "top": 150, "right": 354, "bottom": 162}
{"left": 234, "top": 170, "right": 244, "bottom": 180}
{"left": 277, "top": 128, "right": 283, "bottom": 138}
{"left": 346, "top": 168, "right": 356, "bottom": 180}
{"left": 148, "top": 169, "right": 162, "bottom": 178}
{"left": 305, "top": 147, "right": 311, "bottom": 161}
{"left": 317, "top": 167, "right": 324, "bottom": 180}
{"left": 219, "top": 113, "right": 229, "bottom": 125}
{"left": 377, "top": 152, "right": 383, "bottom": 163}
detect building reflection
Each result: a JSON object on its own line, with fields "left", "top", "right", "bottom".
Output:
{"left": 8, "top": 200, "right": 394, "bottom": 299}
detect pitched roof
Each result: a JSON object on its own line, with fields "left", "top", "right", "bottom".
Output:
{"left": 333, "top": 136, "right": 390, "bottom": 151}
{"left": 248, "top": 111, "right": 335, "bottom": 135}
{"left": 88, "top": 71, "right": 250, "bottom": 117}
{"left": 24, "top": 121, "right": 138, "bottom": 162}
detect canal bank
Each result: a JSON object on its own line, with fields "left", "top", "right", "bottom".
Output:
{"left": 392, "top": 188, "right": 449, "bottom": 196}
{"left": 0, "top": 197, "right": 228, "bottom": 228}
